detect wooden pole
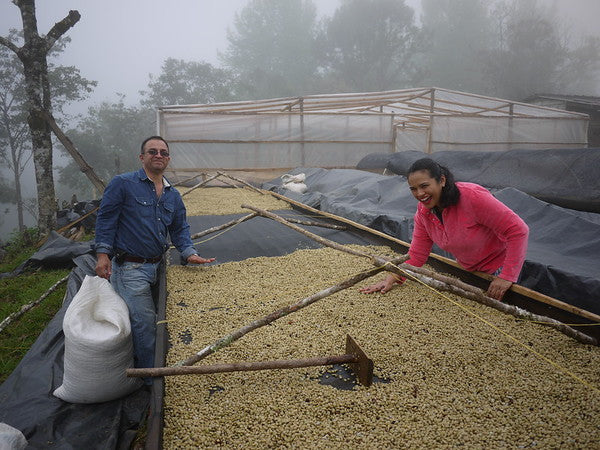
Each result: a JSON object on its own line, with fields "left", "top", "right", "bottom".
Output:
{"left": 176, "top": 257, "right": 407, "bottom": 366}
{"left": 181, "top": 173, "right": 220, "bottom": 197}
{"left": 190, "top": 213, "right": 258, "bottom": 240}
{"left": 40, "top": 110, "right": 106, "bottom": 194}
{"left": 173, "top": 174, "right": 202, "bottom": 187}
{"left": 0, "top": 275, "right": 69, "bottom": 333}
{"left": 242, "top": 205, "right": 598, "bottom": 346}
{"left": 262, "top": 189, "right": 600, "bottom": 324}
{"left": 216, "top": 171, "right": 263, "bottom": 194}
{"left": 130, "top": 335, "right": 374, "bottom": 386}
{"left": 395, "top": 268, "right": 598, "bottom": 346}
{"left": 129, "top": 354, "right": 357, "bottom": 378}
{"left": 241, "top": 204, "right": 382, "bottom": 262}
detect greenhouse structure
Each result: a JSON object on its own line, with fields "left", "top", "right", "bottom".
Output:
{"left": 157, "top": 87, "right": 589, "bottom": 179}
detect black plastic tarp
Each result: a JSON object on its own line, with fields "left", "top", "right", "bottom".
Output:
{"left": 0, "top": 210, "right": 389, "bottom": 449}
{"left": 357, "top": 148, "right": 600, "bottom": 213}
{"left": 263, "top": 168, "right": 600, "bottom": 315}
{"left": 0, "top": 253, "right": 149, "bottom": 449}
{"left": 2, "top": 174, "right": 599, "bottom": 448}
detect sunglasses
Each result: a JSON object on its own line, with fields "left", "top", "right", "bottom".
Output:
{"left": 145, "top": 149, "right": 170, "bottom": 157}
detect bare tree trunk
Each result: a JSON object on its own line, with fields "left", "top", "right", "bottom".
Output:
{"left": 0, "top": 0, "right": 81, "bottom": 235}
{"left": 14, "top": 161, "right": 24, "bottom": 231}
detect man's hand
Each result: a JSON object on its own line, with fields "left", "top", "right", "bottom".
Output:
{"left": 95, "top": 253, "right": 112, "bottom": 279}
{"left": 187, "top": 254, "right": 216, "bottom": 265}
{"left": 359, "top": 274, "right": 405, "bottom": 294}
{"left": 487, "top": 277, "right": 512, "bottom": 300}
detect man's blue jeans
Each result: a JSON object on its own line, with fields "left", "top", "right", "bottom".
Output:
{"left": 110, "top": 260, "right": 159, "bottom": 383}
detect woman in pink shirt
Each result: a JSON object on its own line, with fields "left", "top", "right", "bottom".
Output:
{"left": 360, "top": 158, "right": 529, "bottom": 300}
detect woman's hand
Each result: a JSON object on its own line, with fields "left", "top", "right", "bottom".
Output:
{"left": 359, "top": 274, "right": 405, "bottom": 294}
{"left": 487, "top": 277, "right": 512, "bottom": 300}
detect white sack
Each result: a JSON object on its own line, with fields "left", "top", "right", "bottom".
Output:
{"left": 0, "top": 423, "right": 27, "bottom": 450}
{"left": 53, "top": 275, "right": 142, "bottom": 403}
{"left": 281, "top": 173, "right": 307, "bottom": 194}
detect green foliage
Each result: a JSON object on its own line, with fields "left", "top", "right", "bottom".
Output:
{"left": 420, "top": 0, "right": 493, "bottom": 94}
{"left": 319, "top": 0, "right": 422, "bottom": 93}
{"left": 220, "top": 0, "right": 321, "bottom": 99}
{"left": 0, "top": 227, "right": 40, "bottom": 271}
{"left": 0, "top": 268, "right": 68, "bottom": 383}
{"left": 57, "top": 97, "right": 155, "bottom": 199}
{"left": 0, "top": 227, "right": 69, "bottom": 383}
{"left": 140, "top": 58, "right": 235, "bottom": 108}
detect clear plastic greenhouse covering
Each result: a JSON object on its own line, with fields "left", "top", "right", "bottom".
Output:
{"left": 263, "top": 168, "right": 600, "bottom": 316}
{"left": 158, "top": 88, "right": 588, "bottom": 175}
{"left": 357, "top": 148, "right": 600, "bottom": 213}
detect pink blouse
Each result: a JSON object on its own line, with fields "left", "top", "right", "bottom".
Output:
{"left": 405, "top": 182, "right": 529, "bottom": 282}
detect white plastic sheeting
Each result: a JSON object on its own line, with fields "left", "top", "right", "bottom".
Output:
{"left": 158, "top": 88, "right": 588, "bottom": 173}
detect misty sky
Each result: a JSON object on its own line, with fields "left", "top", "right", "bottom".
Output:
{"left": 1, "top": 0, "right": 599, "bottom": 115}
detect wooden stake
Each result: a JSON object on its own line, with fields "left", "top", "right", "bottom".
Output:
{"left": 173, "top": 173, "right": 202, "bottom": 187}
{"left": 396, "top": 268, "right": 598, "bottom": 346}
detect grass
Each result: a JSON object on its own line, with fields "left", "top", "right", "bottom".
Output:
{"left": 0, "top": 229, "right": 72, "bottom": 383}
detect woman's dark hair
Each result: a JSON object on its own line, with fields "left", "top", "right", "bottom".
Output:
{"left": 140, "top": 135, "right": 169, "bottom": 154}
{"left": 407, "top": 158, "right": 460, "bottom": 208}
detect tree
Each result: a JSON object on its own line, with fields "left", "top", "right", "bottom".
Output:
{"left": 58, "top": 98, "right": 154, "bottom": 200}
{"left": 480, "top": 0, "right": 565, "bottom": 99}
{"left": 0, "top": 36, "right": 30, "bottom": 231}
{"left": 0, "top": 29, "right": 94, "bottom": 232}
{"left": 140, "top": 58, "right": 235, "bottom": 108}
{"left": 220, "top": 0, "right": 320, "bottom": 99}
{"left": 318, "top": 0, "right": 421, "bottom": 93}
{"left": 419, "top": 0, "right": 493, "bottom": 94}
{"left": 0, "top": 0, "right": 81, "bottom": 235}
{"left": 480, "top": 0, "right": 600, "bottom": 100}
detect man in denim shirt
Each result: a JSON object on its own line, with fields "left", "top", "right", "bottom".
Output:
{"left": 95, "top": 136, "right": 215, "bottom": 381}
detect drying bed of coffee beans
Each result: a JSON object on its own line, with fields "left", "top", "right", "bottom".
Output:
{"left": 181, "top": 186, "right": 290, "bottom": 216}
{"left": 163, "top": 245, "right": 600, "bottom": 448}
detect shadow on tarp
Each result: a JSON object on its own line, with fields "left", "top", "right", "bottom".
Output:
{"left": 0, "top": 253, "right": 150, "bottom": 449}
{"left": 263, "top": 168, "right": 600, "bottom": 315}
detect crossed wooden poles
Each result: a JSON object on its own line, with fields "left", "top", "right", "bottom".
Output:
{"left": 127, "top": 200, "right": 598, "bottom": 381}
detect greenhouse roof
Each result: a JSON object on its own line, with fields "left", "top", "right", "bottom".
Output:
{"left": 159, "top": 87, "right": 588, "bottom": 131}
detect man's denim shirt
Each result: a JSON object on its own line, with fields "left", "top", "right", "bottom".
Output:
{"left": 95, "top": 168, "right": 197, "bottom": 260}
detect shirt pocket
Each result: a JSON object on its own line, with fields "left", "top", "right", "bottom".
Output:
{"left": 135, "top": 197, "right": 155, "bottom": 218}
{"left": 160, "top": 200, "right": 175, "bottom": 227}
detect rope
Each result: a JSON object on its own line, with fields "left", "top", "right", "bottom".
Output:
{"left": 386, "top": 261, "right": 600, "bottom": 395}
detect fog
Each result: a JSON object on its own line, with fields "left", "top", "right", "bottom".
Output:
{"left": 0, "top": 0, "right": 345, "bottom": 114}
{"left": 0, "top": 0, "right": 598, "bottom": 241}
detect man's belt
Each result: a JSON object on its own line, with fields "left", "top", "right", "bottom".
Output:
{"left": 121, "top": 255, "right": 163, "bottom": 264}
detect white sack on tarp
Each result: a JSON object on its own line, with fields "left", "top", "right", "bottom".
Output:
{"left": 0, "top": 423, "right": 27, "bottom": 450}
{"left": 281, "top": 173, "right": 307, "bottom": 193}
{"left": 53, "top": 275, "right": 142, "bottom": 403}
